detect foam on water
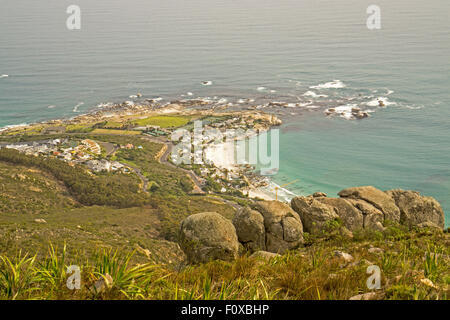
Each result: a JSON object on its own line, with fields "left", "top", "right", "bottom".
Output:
{"left": 310, "top": 80, "right": 346, "bottom": 89}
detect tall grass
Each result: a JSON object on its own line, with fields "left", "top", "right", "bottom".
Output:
{"left": 0, "top": 229, "right": 448, "bottom": 300}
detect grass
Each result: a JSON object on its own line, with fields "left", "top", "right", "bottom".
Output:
{"left": 66, "top": 124, "right": 95, "bottom": 133}
{"left": 91, "top": 129, "right": 142, "bottom": 135}
{"left": 132, "top": 115, "right": 191, "bottom": 128}
{"left": 0, "top": 230, "right": 447, "bottom": 300}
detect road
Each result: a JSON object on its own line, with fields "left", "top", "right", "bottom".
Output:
{"left": 142, "top": 135, "right": 205, "bottom": 194}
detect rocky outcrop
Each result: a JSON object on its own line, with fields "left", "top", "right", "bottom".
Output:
{"left": 291, "top": 196, "right": 338, "bottom": 234}
{"left": 386, "top": 189, "right": 445, "bottom": 229}
{"left": 345, "top": 198, "right": 385, "bottom": 231}
{"left": 232, "top": 207, "right": 265, "bottom": 252}
{"left": 338, "top": 186, "right": 400, "bottom": 223}
{"left": 291, "top": 186, "right": 445, "bottom": 234}
{"left": 179, "top": 212, "right": 239, "bottom": 264}
{"left": 251, "top": 201, "right": 304, "bottom": 254}
{"left": 316, "top": 198, "right": 364, "bottom": 231}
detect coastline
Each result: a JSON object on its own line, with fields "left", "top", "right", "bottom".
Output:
{"left": 0, "top": 97, "right": 289, "bottom": 202}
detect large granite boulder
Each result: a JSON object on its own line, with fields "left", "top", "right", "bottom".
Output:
{"left": 254, "top": 201, "right": 304, "bottom": 253}
{"left": 291, "top": 196, "right": 339, "bottom": 233}
{"left": 179, "top": 212, "right": 239, "bottom": 264}
{"left": 232, "top": 207, "right": 266, "bottom": 252}
{"left": 386, "top": 189, "right": 445, "bottom": 229}
{"left": 345, "top": 199, "right": 385, "bottom": 231}
{"left": 338, "top": 186, "right": 401, "bottom": 223}
{"left": 316, "top": 197, "right": 364, "bottom": 231}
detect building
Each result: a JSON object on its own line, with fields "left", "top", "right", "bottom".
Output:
{"left": 81, "top": 139, "right": 101, "bottom": 155}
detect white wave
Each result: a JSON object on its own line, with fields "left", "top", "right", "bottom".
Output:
{"left": 187, "top": 92, "right": 193, "bottom": 96}
{"left": 0, "top": 74, "right": 9, "bottom": 78}
{"left": 303, "top": 90, "right": 328, "bottom": 98}
{"left": 310, "top": 80, "right": 346, "bottom": 89}
{"left": 0, "top": 123, "right": 28, "bottom": 132}
{"left": 329, "top": 104, "right": 358, "bottom": 120}
{"left": 73, "top": 102, "right": 84, "bottom": 113}
{"left": 47, "top": 105, "right": 56, "bottom": 109}
{"left": 270, "top": 90, "right": 277, "bottom": 93}
{"left": 217, "top": 98, "right": 228, "bottom": 104}
{"left": 404, "top": 105, "right": 423, "bottom": 110}
{"left": 366, "top": 97, "right": 396, "bottom": 107}
{"left": 257, "top": 86, "right": 267, "bottom": 91}
{"left": 129, "top": 95, "right": 138, "bottom": 99}
{"left": 97, "top": 102, "right": 114, "bottom": 108}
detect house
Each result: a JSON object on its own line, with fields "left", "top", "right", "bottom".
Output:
{"left": 81, "top": 139, "right": 101, "bottom": 155}
{"left": 86, "top": 159, "right": 112, "bottom": 172}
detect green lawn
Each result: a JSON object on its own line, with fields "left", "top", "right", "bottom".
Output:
{"left": 91, "top": 129, "right": 142, "bottom": 135}
{"left": 132, "top": 115, "right": 191, "bottom": 128}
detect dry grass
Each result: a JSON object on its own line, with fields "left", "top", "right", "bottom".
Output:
{"left": 1, "top": 229, "right": 448, "bottom": 300}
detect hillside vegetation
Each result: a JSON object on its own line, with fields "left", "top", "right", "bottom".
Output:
{"left": 0, "top": 132, "right": 448, "bottom": 300}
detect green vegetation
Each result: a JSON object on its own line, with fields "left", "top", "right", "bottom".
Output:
{"left": 0, "top": 148, "right": 149, "bottom": 208}
{"left": 0, "top": 162, "right": 75, "bottom": 215}
{"left": 0, "top": 132, "right": 448, "bottom": 300}
{"left": 66, "top": 124, "right": 95, "bottom": 133}
{"left": 91, "top": 129, "right": 142, "bottom": 135}
{"left": 0, "top": 229, "right": 447, "bottom": 300}
{"left": 132, "top": 115, "right": 191, "bottom": 128}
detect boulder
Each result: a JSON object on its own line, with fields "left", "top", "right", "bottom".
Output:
{"left": 179, "top": 212, "right": 239, "bottom": 264}
{"left": 386, "top": 189, "right": 445, "bottom": 229}
{"left": 334, "top": 250, "right": 354, "bottom": 263}
{"left": 316, "top": 198, "right": 364, "bottom": 231}
{"left": 338, "top": 186, "right": 400, "bottom": 223}
{"left": 291, "top": 196, "right": 339, "bottom": 234}
{"left": 232, "top": 208, "right": 266, "bottom": 252}
{"left": 254, "top": 201, "right": 304, "bottom": 253}
{"left": 345, "top": 199, "right": 385, "bottom": 231}
{"left": 349, "top": 292, "right": 378, "bottom": 300}
{"left": 312, "top": 192, "right": 327, "bottom": 198}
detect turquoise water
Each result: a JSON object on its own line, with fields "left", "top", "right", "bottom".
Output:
{"left": 1, "top": 0, "right": 449, "bottom": 225}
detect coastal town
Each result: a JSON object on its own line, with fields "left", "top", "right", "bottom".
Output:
{"left": 0, "top": 101, "right": 283, "bottom": 199}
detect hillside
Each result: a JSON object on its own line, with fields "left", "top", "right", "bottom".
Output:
{"left": 0, "top": 115, "right": 448, "bottom": 300}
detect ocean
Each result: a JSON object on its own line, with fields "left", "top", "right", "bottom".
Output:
{"left": 1, "top": 0, "right": 449, "bottom": 226}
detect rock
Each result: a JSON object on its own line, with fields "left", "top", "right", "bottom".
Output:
{"left": 334, "top": 250, "right": 354, "bottom": 263}
{"left": 312, "top": 192, "right": 327, "bottom": 198}
{"left": 316, "top": 198, "right": 364, "bottom": 231}
{"left": 92, "top": 274, "right": 113, "bottom": 294}
{"left": 250, "top": 251, "right": 281, "bottom": 261}
{"left": 349, "top": 292, "right": 378, "bottom": 300}
{"left": 416, "top": 221, "right": 443, "bottom": 231}
{"left": 386, "top": 189, "right": 445, "bottom": 229}
{"left": 291, "top": 196, "right": 338, "bottom": 234}
{"left": 254, "top": 201, "right": 304, "bottom": 253}
{"left": 232, "top": 208, "right": 265, "bottom": 252}
{"left": 179, "top": 212, "right": 239, "bottom": 264}
{"left": 345, "top": 199, "right": 385, "bottom": 231}
{"left": 420, "top": 278, "right": 438, "bottom": 289}
{"left": 34, "top": 219, "right": 47, "bottom": 224}
{"left": 368, "top": 247, "right": 384, "bottom": 255}
{"left": 338, "top": 186, "right": 400, "bottom": 224}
